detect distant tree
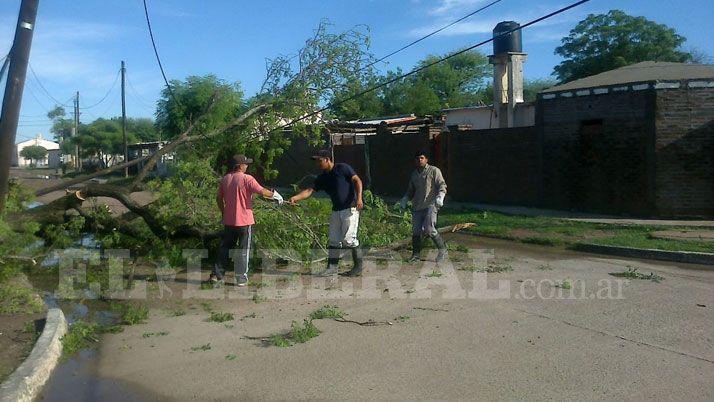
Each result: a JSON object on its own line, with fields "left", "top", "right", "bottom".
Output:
{"left": 20, "top": 145, "right": 47, "bottom": 166}
{"left": 523, "top": 78, "right": 557, "bottom": 101}
{"left": 688, "top": 48, "right": 712, "bottom": 64}
{"left": 330, "top": 73, "right": 385, "bottom": 120}
{"left": 73, "top": 118, "right": 137, "bottom": 167}
{"left": 382, "top": 51, "right": 490, "bottom": 115}
{"left": 127, "top": 117, "right": 159, "bottom": 142}
{"left": 329, "top": 50, "right": 490, "bottom": 119}
{"left": 109, "top": 117, "right": 159, "bottom": 143}
{"left": 155, "top": 75, "right": 245, "bottom": 141}
{"left": 47, "top": 105, "right": 74, "bottom": 154}
{"left": 554, "top": 10, "right": 694, "bottom": 83}
{"left": 383, "top": 75, "right": 442, "bottom": 116}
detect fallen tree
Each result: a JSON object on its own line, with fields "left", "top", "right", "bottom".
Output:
{"left": 20, "top": 22, "right": 436, "bottom": 265}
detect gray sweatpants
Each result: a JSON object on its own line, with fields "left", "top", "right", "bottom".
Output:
{"left": 412, "top": 206, "right": 438, "bottom": 237}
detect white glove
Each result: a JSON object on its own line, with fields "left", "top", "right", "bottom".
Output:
{"left": 271, "top": 190, "right": 284, "bottom": 205}
{"left": 435, "top": 194, "right": 445, "bottom": 208}
{"left": 400, "top": 197, "right": 408, "bottom": 210}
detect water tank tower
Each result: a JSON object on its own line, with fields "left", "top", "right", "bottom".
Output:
{"left": 489, "top": 21, "right": 527, "bottom": 128}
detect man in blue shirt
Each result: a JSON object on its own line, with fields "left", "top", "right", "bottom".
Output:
{"left": 289, "top": 149, "right": 364, "bottom": 277}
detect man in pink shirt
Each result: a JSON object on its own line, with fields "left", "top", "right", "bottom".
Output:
{"left": 213, "top": 154, "right": 283, "bottom": 286}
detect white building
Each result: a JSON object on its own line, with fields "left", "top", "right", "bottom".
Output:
{"left": 442, "top": 103, "right": 535, "bottom": 130}
{"left": 12, "top": 134, "right": 61, "bottom": 168}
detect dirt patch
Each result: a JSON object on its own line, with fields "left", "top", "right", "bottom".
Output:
{"left": 9, "top": 168, "right": 64, "bottom": 192}
{"left": 651, "top": 230, "right": 714, "bottom": 243}
{"left": 0, "top": 312, "right": 45, "bottom": 383}
{"left": 507, "top": 228, "right": 612, "bottom": 244}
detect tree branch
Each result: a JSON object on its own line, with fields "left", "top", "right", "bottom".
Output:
{"left": 132, "top": 103, "right": 270, "bottom": 189}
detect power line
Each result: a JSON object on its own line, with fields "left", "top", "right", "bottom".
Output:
{"left": 365, "top": 0, "right": 504, "bottom": 71}
{"left": 90, "top": 89, "right": 122, "bottom": 120}
{"left": 27, "top": 62, "right": 72, "bottom": 107}
{"left": 24, "top": 84, "right": 52, "bottom": 113}
{"left": 271, "top": 0, "right": 591, "bottom": 136}
{"left": 125, "top": 72, "right": 156, "bottom": 110}
{"left": 79, "top": 68, "right": 122, "bottom": 109}
{"left": 142, "top": 0, "right": 179, "bottom": 106}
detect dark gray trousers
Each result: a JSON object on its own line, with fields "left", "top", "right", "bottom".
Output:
{"left": 214, "top": 225, "right": 252, "bottom": 280}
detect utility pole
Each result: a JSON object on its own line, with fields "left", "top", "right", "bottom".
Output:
{"left": 121, "top": 60, "right": 127, "bottom": 177}
{"left": 0, "top": 0, "right": 39, "bottom": 213}
{"left": 74, "top": 91, "right": 80, "bottom": 171}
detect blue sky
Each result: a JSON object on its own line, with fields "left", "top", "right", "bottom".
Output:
{"left": 2, "top": 0, "right": 712, "bottom": 142}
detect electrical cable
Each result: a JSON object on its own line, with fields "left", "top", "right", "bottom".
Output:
{"left": 142, "top": 0, "right": 180, "bottom": 107}
{"left": 27, "top": 63, "right": 72, "bottom": 107}
{"left": 79, "top": 68, "right": 122, "bottom": 109}
{"left": 271, "top": 0, "right": 591, "bottom": 136}
{"left": 364, "top": 0, "right": 504, "bottom": 71}
{"left": 126, "top": 72, "right": 157, "bottom": 109}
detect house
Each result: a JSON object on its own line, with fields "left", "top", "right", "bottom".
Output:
{"left": 538, "top": 61, "right": 714, "bottom": 217}
{"left": 442, "top": 103, "right": 535, "bottom": 129}
{"left": 12, "top": 134, "right": 60, "bottom": 168}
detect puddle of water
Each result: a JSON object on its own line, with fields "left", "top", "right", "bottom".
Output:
{"left": 39, "top": 349, "right": 162, "bottom": 402}
{"left": 39, "top": 234, "right": 101, "bottom": 268}
{"left": 26, "top": 200, "right": 44, "bottom": 209}
{"left": 25, "top": 230, "right": 160, "bottom": 400}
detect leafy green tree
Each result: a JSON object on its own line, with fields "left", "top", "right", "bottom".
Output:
{"left": 47, "top": 106, "right": 74, "bottom": 155}
{"left": 155, "top": 75, "right": 245, "bottom": 141}
{"left": 73, "top": 118, "right": 137, "bottom": 167}
{"left": 554, "top": 10, "right": 693, "bottom": 83}
{"left": 330, "top": 50, "right": 490, "bottom": 119}
{"left": 330, "top": 73, "right": 385, "bottom": 120}
{"left": 382, "top": 51, "right": 490, "bottom": 115}
{"left": 19, "top": 145, "right": 47, "bottom": 166}
{"left": 523, "top": 79, "right": 556, "bottom": 102}
{"left": 480, "top": 78, "right": 557, "bottom": 104}
{"left": 125, "top": 117, "right": 159, "bottom": 143}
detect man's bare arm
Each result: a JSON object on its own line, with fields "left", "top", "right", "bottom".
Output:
{"left": 352, "top": 175, "right": 364, "bottom": 210}
{"left": 289, "top": 188, "right": 314, "bottom": 204}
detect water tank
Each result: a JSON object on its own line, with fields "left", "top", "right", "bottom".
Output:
{"left": 493, "top": 21, "right": 522, "bottom": 54}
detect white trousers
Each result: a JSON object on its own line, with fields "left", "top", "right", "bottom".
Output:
{"left": 328, "top": 208, "right": 360, "bottom": 248}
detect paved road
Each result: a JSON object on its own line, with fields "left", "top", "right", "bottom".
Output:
{"left": 41, "top": 236, "right": 714, "bottom": 401}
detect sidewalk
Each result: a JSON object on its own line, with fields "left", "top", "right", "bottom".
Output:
{"left": 446, "top": 202, "right": 714, "bottom": 228}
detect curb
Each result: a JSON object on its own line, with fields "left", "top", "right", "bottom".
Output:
{"left": 572, "top": 244, "right": 714, "bottom": 266}
{"left": 0, "top": 308, "right": 67, "bottom": 402}
{"left": 446, "top": 231, "right": 714, "bottom": 267}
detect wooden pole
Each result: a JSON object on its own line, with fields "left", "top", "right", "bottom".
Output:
{"left": 0, "top": 0, "right": 39, "bottom": 212}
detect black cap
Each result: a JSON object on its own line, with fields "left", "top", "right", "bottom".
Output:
{"left": 229, "top": 154, "right": 253, "bottom": 170}
{"left": 415, "top": 149, "right": 430, "bottom": 158}
{"left": 310, "top": 149, "right": 332, "bottom": 160}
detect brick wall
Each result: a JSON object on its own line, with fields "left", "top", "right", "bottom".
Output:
{"left": 539, "top": 90, "right": 654, "bottom": 215}
{"left": 365, "top": 129, "right": 433, "bottom": 196}
{"left": 655, "top": 85, "right": 714, "bottom": 217}
{"left": 443, "top": 127, "right": 539, "bottom": 204}
{"left": 267, "top": 135, "right": 326, "bottom": 188}
{"left": 334, "top": 144, "right": 368, "bottom": 187}
{"left": 264, "top": 85, "right": 713, "bottom": 217}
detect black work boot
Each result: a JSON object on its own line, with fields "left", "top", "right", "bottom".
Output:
{"left": 342, "top": 247, "right": 364, "bottom": 277}
{"left": 317, "top": 246, "right": 340, "bottom": 276}
{"left": 431, "top": 233, "right": 448, "bottom": 263}
{"left": 408, "top": 235, "right": 422, "bottom": 263}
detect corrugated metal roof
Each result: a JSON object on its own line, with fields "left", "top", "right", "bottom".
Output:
{"left": 350, "top": 114, "right": 417, "bottom": 125}
{"left": 542, "top": 61, "right": 714, "bottom": 93}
